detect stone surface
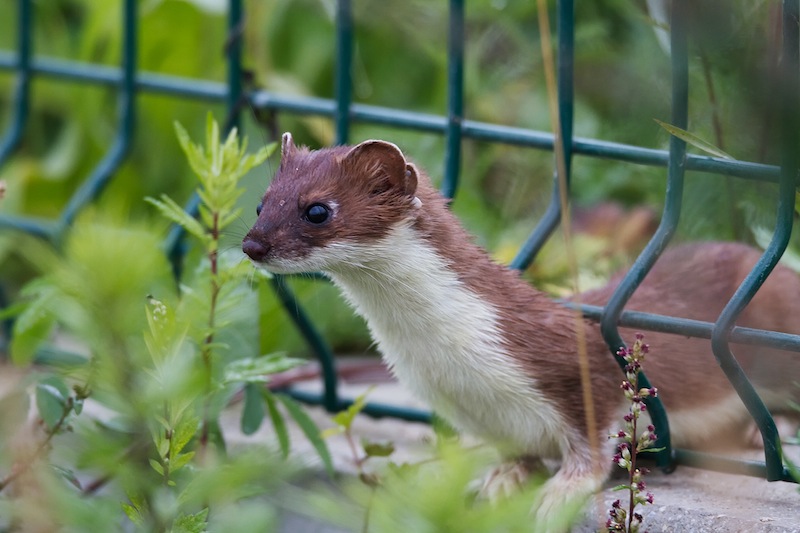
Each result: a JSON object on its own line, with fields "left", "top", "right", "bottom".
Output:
{"left": 220, "top": 363, "right": 800, "bottom": 532}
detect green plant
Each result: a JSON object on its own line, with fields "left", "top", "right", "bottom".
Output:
{"left": 311, "top": 387, "right": 553, "bottom": 533}
{"left": 0, "top": 115, "right": 331, "bottom": 531}
{"left": 606, "top": 334, "right": 659, "bottom": 533}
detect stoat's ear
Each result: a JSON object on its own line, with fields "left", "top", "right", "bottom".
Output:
{"left": 281, "top": 132, "right": 296, "bottom": 160}
{"left": 343, "top": 140, "right": 417, "bottom": 197}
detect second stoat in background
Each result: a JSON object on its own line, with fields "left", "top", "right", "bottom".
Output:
{"left": 243, "top": 134, "right": 800, "bottom": 525}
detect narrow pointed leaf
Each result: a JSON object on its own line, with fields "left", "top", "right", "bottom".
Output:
{"left": 170, "top": 451, "right": 195, "bottom": 472}
{"left": 263, "top": 390, "right": 290, "bottom": 458}
{"left": 331, "top": 386, "right": 374, "bottom": 431}
{"left": 277, "top": 394, "right": 334, "bottom": 476}
{"left": 241, "top": 383, "right": 265, "bottom": 435}
{"left": 145, "top": 195, "right": 208, "bottom": 243}
{"left": 50, "top": 464, "right": 82, "bottom": 490}
{"left": 149, "top": 458, "right": 164, "bottom": 476}
{"left": 654, "top": 119, "right": 734, "bottom": 160}
{"left": 35, "top": 382, "right": 67, "bottom": 430}
{"left": 224, "top": 353, "right": 306, "bottom": 385}
{"left": 172, "top": 415, "right": 200, "bottom": 455}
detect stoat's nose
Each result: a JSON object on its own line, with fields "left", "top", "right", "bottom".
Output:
{"left": 242, "top": 238, "right": 269, "bottom": 262}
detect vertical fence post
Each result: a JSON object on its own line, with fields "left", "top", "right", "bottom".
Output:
{"left": 709, "top": 0, "right": 799, "bottom": 483}
{"left": 57, "top": 0, "right": 137, "bottom": 235}
{"left": 510, "top": 0, "right": 574, "bottom": 271}
{"left": 284, "top": 0, "right": 357, "bottom": 412}
{"left": 441, "top": 0, "right": 464, "bottom": 200}
{"left": 272, "top": 276, "right": 340, "bottom": 411}
{"left": 599, "top": 0, "right": 690, "bottom": 471}
{"left": 225, "top": 0, "right": 243, "bottom": 135}
{"left": 334, "top": 0, "right": 353, "bottom": 145}
{"left": 0, "top": 0, "right": 32, "bottom": 167}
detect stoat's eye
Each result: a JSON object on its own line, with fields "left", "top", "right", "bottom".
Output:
{"left": 256, "top": 203, "right": 263, "bottom": 216}
{"left": 304, "top": 203, "right": 330, "bottom": 224}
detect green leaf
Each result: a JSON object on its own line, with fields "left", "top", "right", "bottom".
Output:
{"left": 145, "top": 195, "right": 208, "bottom": 244}
{"left": 206, "top": 418, "right": 227, "bottom": 455}
{"left": 654, "top": 119, "right": 735, "bottom": 160}
{"left": 122, "top": 503, "right": 144, "bottom": 527}
{"left": 170, "top": 451, "right": 195, "bottom": 472}
{"left": 122, "top": 493, "right": 149, "bottom": 526}
{"left": 11, "top": 312, "right": 55, "bottom": 366}
{"left": 263, "top": 390, "right": 290, "bottom": 458}
{"left": 362, "top": 440, "right": 395, "bottom": 458}
{"left": 157, "top": 436, "right": 170, "bottom": 458}
{"left": 10, "top": 289, "right": 57, "bottom": 366}
{"left": 321, "top": 426, "right": 345, "bottom": 439}
{"left": 639, "top": 446, "right": 666, "bottom": 454}
{"left": 241, "top": 383, "right": 265, "bottom": 435}
{"left": 330, "top": 386, "right": 374, "bottom": 431}
{"left": 0, "top": 300, "right": 27, "bottom": 320}
{"left": 206, "top": 113, "right": 220, "bottom": 178}
{"left": 172, "top": 415, "right": 200, "bottom": 456}
{"left": 149, "top": 458, "right": 164, "bottom": 476}
{"left": 785, "top": 455, "right": 800, "bottom": 484}
{"left": 223, "top": 353, "right": 306, "bottom": 385}
{"left": 154, "top": 415, "right": 171, "bottom": 431}
{"left": 42, "top": 375, "right": 70, "bottom": 398}
{"left": 50, "top": 464, "right": 82, "bottom": 490}
{"left": 432, "top": 413, "right": 459, "bottom": 442}
{"left": 386, "top": 461, "right": 418, "bottom": 479}
{"left": 174, "top": 121, "right": 208, "bottom": 180}
{"left": 35, "top": 382, "right": 67, "bottom": 430}
{"left": 277, "top": 394, "right": 334, "bottom": 477}
{"left": 218, "top": 207, "right": 244, "bottom": 232}
{"left": 172, "top": 508, "right": 209, "bottom": 533}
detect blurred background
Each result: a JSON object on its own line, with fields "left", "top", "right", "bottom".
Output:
{"left": 0, "top": 0, "right": 793, "bottom": 358}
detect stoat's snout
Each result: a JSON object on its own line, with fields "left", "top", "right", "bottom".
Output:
{"left": 242, "top": 237, "right": 269, "bottom": 263}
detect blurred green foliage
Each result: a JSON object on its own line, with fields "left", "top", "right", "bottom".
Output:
{"left": 0, "top": 0, "right": 797, "bottom": 352}
{"left": 0, "top": 116, "right": 339, "bottom": 531}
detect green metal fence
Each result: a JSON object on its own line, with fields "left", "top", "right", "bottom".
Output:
{"left": 1, "top": 0, "right": 798, "bottom": 484}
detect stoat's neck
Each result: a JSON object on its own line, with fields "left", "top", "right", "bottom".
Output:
{"left": 325, "top": 222, "right": 499, "bottom": 352}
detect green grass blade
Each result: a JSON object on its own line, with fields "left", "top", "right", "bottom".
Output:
{"left": 654, "top": 119, "right": 734, "bottom": 160}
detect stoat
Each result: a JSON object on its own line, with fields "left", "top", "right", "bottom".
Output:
{"left": 243, "top": 134, "right": 800, "bottom": 524}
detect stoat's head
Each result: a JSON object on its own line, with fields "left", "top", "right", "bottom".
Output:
{"left": 242, "top": 132, "right": 422, "bottom": 273}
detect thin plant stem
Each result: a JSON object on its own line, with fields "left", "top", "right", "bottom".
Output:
{"left": 199, "top": 211, "right": 221, "bottom": 456}
{"left": 0, "top": 399, "right": 73, "bottom": 492}
{"left": 535, "top": 0, "right": 602, "bottom": 511}
{"left": 627, "top": 373, "right": 640, "bottom": 532}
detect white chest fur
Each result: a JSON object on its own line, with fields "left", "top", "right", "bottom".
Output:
{"left": 316, "top": 225, "right": 571, "bottom": 458}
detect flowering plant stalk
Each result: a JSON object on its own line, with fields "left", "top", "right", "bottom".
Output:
{"left": 606, "top": 334, "right": 658, "bottom": 533}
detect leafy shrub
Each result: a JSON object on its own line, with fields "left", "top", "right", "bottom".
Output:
{"left": 0, "top": 116, "right": 330, "bottom": 531}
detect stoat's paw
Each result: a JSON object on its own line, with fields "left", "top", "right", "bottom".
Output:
{"left": 531, "top": 462, "right": 606, "bottom": 533}
{"left": 476, "top": 457, "right": 545, "bottom": 502}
